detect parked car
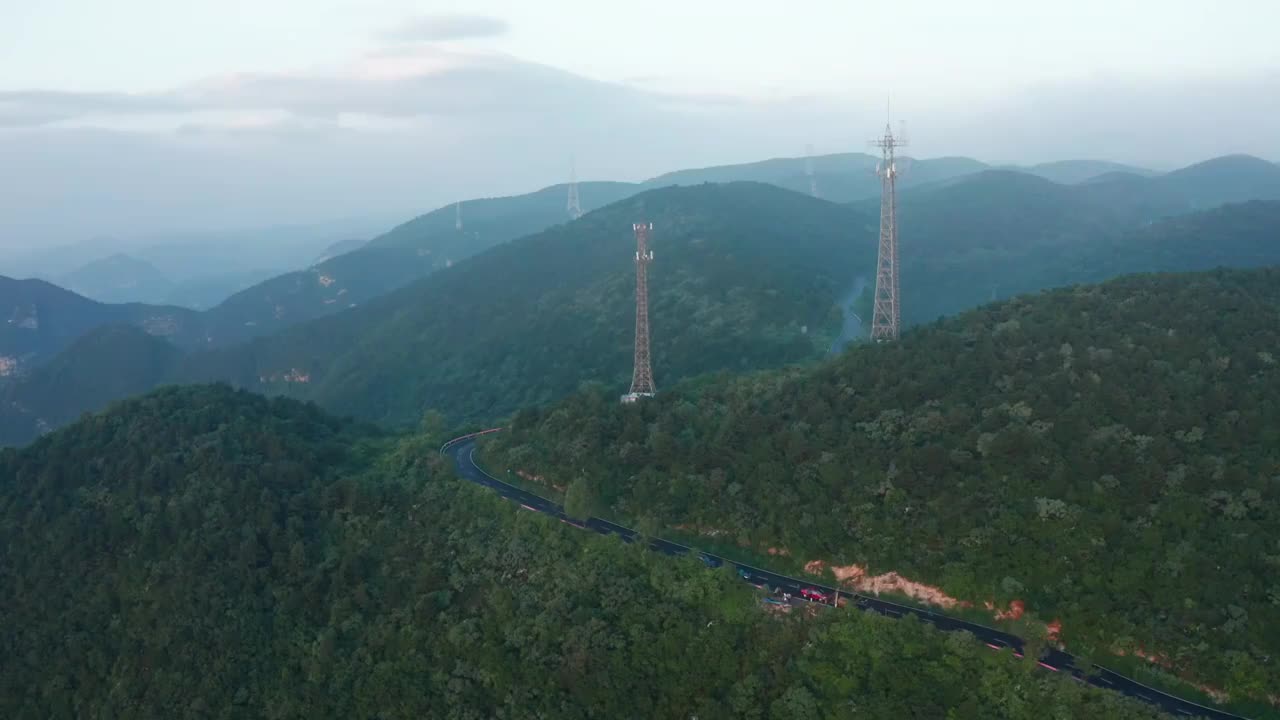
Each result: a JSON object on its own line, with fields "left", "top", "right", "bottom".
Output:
{"left": 800, "top": 587, "right": 830, "bottom": 603}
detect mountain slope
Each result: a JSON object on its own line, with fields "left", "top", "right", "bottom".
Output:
{"left": 879, "top": 167, "right": 1280, "bottom": 325}
{"left": 367, "top": 180, "right": 641, "bottom": 253}
{"left": 0, "top": 324, "right": 182, "bottom": 446}
{"left": 1014, "top": 160, "right": 1158, "bottom": 184}
{"left": 488, "top": 267, "right": 1280, "bottom": 706}
{"left": 57, "top": 253, "right": 175, "bottom": 304}
{"left": 645, "top": 152, "right": 989, "bottom": 203}
{"left": 0, "top": 384, "right": 1161, "bottom": 719}
{"left": 181, "top": 181, "right": 643, "bottom": 345}
{"left": 1, "top": 184, "right": 640, "bottom": 368}
{"left": 1156, "top": 154, "right": 1280, "bottom": 209}
{"left": 182, "top": 182, "right": 876, "bottom": 426}
{"left": 0, "top": 276, "right": 199, "bottom": 376}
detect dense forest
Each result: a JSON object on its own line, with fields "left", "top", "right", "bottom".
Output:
{"left": 0, "top": 385, "right": 1168, "bottom": 718}
{"left": 1, "top": 181, "right": 640, "bottom": 371}
{"left": 177, "top": 182, "right": 876, "bottom": 423}
{"left": 0, "top": 324, "right": 181, "bottom": 446}
{"left": 5, "top": 174, "right": 1280, "bottom": 450}
{"left": 883, "top": 159, "right": 1280, "bottom": 326}
{"left": 487, "top": 267, "right": 1280, "bottom": 707}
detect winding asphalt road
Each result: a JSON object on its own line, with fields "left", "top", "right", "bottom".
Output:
{"left": 442, "top": 431, "right": 1249, "bottom": 720}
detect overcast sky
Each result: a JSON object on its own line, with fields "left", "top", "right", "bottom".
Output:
{"left": 2, "top": 0, "right": 1278, "bottom": 247}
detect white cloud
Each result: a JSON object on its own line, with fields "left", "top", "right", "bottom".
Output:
{"left": 378, "top": 14, "right": 509, "bottom": 43}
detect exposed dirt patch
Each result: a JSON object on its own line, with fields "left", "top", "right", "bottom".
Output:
{"left": 517, "top": 469, "right": 565, "bottom": 493}
{"left": 809, "top": 560, "right": 973, "bottom": 610}
{"left": 985, "top": 599, "right": 1025, "bottom": 621}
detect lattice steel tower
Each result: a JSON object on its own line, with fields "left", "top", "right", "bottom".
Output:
{"left": 869, "top": 120, "right": 906, "bottom": 341}
{"left": 622, "top": 222, "right": 656, "bottom": 403}
{"left": 567, "top": 157, "right": 583, "bottom": 220}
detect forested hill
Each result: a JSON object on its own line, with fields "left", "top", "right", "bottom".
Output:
{"left": 365, "top": 180, "right": 640, "bottom": 252}
{"left": 179, "top": 182, "right": 877, "bottom": 425}
{"left": 0, "top": 384, "right": 1165, "bottom": 719}
{"left": 488, "top": 267, "right": 1280, "bottom": 707}
{"left": 0, "top": 324, "right": 182, "bottom": 446}
{"left": 882, "top": 163, "right": 1280, "bottom": 326}
{"left": 645, "top": 152, "right": 989, "bottom": 202}
{"left": 0, "top": 276, "right": 200, "bottom": 374}
{"left": 169, "top": 182, "right": 645, "bottom": 345}
{"left": 1, "top": 183, "right": 640, "bottom": 373}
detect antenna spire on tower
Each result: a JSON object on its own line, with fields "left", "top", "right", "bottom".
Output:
{"left": 567, "top": 156, "right": 583, "bottom": 220}
{"left": 869, "top": 113, "right": 907, "bottom": 342}
{"left": 622, "top": 222, "right": 656, "bottom": 403}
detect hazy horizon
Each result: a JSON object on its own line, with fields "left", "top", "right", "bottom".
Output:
{"left": 2, "top": 0, "right": 1278, "bottom": 248}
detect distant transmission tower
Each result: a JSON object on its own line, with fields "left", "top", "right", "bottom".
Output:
{"left": 869, "top": 116, "right": 906, "bottom": 341}
{"left": 567, "top": 157, "right": 583, "bottom": 220}
{"left": 455, "top": 201, "right": 463, "bottom": 231}
{"left": 622, "top": 222, "right": 656, "bottom": 403}
{"left": 805, "top": 143, "right": 820, "bottom": 198}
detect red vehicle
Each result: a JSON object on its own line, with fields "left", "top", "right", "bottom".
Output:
{"left": 800, "top": 587, "right": 829, "bottom": 603}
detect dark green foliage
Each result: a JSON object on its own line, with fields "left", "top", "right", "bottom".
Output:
{"left": 0, "top": 325, "right": 181, "bottom": 445}
{"left": 0, "top": 385, "right": 1165, "bottom": 719}
{"left": 184, "top": 182, "right": 875, "bottom": 426}
{"left": 490, "top": 267, "right": 1280, "bottom": 703}
{"left": 0, "top": 276, "right": 201, "bottom": 370}
{"left": 7, "top": 178, "right": 1280, "bottom": 452}
{"left": 1, "top": 183, "right": 640, "bottom": 372}
{"left": 882, "top": 163, "right": 1280, "bottom": 325}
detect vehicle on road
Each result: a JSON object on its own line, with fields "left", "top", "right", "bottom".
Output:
{"left": 699, "top": 552, "right": 723, "bottom": 568}
{"left": 800, "top": 587, "right": 829, "bottom": 603}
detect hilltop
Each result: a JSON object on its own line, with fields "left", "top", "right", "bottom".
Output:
{"left": 645, "top": 152, "right": 989, "bottom": 202}
{"left": 487, "top": 266, "right": 1280, "bottom": 708}
{"left": 0, "top": 182, "right": 632, "bottom": 370}
{"left": 875, "top": 163, "right": 1280, "bottom": 325}
{"left": 187, "top": 182, "right": 876, "bottom": 425}
{"left": 56, "top": 253, "right": 174, "bottom": 305}
{"left": 0, "top": 276, "right": 200, "bottom": 375}
{"left": 0, "top": 324, "right": 181, "bottom": 446}
{"left": 0, "top": 384, "right": 1169, "bottom": 718}
{"left": 7, "top": 188, "right": 1280, "bottom": 449}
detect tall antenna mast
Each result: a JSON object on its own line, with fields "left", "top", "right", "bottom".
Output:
{"left": 567, "top": 156, "right": 583, "bottom": 220}
{"left": 622, "top": 222, "right": 656, "bottom": 403}
{"left": 869, "top": 110, "right": 906, "bottom": 342}
{"left": 455, "top": 201, "right": 463, "bottom": 231}
{"left": 805, "top": 143, "right": 820, "bottom": 198}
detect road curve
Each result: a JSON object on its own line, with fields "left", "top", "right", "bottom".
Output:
{"left": 442, "top": 431, "right": 1249, "bottom": 720}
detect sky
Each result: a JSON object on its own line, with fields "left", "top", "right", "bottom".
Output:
{"left": 1, "top": 0, "right": 1278, "bottom": 248}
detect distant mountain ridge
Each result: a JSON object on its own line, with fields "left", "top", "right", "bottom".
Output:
{"left": 3, "top": 153, "right": 1279, "bottom": 446}
{"left": 56, "top": 253, "right": 175, "bottom": 305}
{"left": 1, "top": 182, "right": 877, "bottom": 443}
{"left": 645, "top": 153, "right": 1161, "bottom": 202}
{"left": 0, "top": 277, "right": 201, "bottom": 377}
{"left": 864, "top": 159, "right": 1280, "bottom": 325}
{"left": 0, "top": 181, "right": 641, "bottom": 373}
